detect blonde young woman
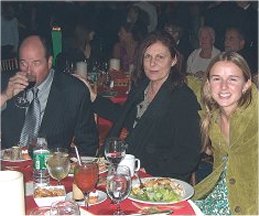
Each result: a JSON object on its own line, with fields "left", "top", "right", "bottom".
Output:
{"left": 193, "top": 52, "right": 258, "bottom": 215}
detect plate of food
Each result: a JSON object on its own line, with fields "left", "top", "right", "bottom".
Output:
{"left": 1, "top": 147, "right": 31, "bottom": 162}
{"left": 66, "top": 190, "right": 107, "bottom": 206}
{"left": 129, "top": 177, "right": 194, "bottom": 205}
{"left": 69, "top": 156, "right": 108, "bottom": 176}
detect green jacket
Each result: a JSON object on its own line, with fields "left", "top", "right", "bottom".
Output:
{"left": 193, "top": 85, "right": 258, "bottom": 215}
{"left": 186, "top": 75, "right": 202, "bottom": 106}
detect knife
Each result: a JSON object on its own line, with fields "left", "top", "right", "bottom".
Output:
{"left": 130, "top": 210, "right": 173, "bottom": 215}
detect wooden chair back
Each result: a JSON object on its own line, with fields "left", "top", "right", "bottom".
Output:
{"left": 114, "top": 77, "right": 130, "bottom": 87}
{"left": 1, "top": 58, "right": 19, "bottom": 72}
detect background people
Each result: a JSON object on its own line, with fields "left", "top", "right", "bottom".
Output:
{"left": 163, "top": 20, "right": 193, "bottom": 72}
{"left": 186, "top": 26, "right": 220, "bottom": 78}
{"left": 224, "top": 26, "right": 258, "bottom": 75}
{"left": 112, "top": 22, "right": 145, "bottom": 72}
{"left": 1, "top": 2, "right": 19, "bottom": 59}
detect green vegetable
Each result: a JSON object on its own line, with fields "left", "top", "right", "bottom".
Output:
{"left": 131, "top": 183, "right": 181, "bottom": 202}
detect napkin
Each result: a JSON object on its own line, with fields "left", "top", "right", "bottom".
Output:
{"left": 109, "top": 58, "right": 120, "bottom": 71}
{"left": 0, "top": 171, "right": 25, "bottom": 215}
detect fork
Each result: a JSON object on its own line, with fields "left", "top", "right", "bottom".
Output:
{"left": 131, "top": 202, "right": 173, "bottom": 215}
{"left": 135, "top": 172, "right": 145, "bottom": 189}
{"left": 132, "top": 201, "right": 184, "bottom": 211}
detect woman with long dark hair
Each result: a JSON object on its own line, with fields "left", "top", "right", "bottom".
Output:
{"left": 78, "top": 31, "right": 201, "bottom": 181}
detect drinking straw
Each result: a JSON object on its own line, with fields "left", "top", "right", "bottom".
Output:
{"left": 70, "top": 138, "right": 82, "bottom": 166}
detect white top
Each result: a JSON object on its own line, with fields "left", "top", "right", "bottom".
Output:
{"left": 186, "top": 46, "right": 221, "bottom": 74}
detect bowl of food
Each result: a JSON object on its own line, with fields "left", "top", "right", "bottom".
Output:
{"left": 1, "top": 146, "right": 31, "bottom": 162}
{"left": 33, "top": 185, "right": 66, "bottom": 207}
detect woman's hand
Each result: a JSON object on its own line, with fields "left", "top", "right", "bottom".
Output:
{"left": 73, "top": 74, "right": 97, "bottom": 102}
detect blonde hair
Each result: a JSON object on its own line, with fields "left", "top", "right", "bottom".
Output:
{"left": 200, "top": 51, "right": 252, "bottom": 151}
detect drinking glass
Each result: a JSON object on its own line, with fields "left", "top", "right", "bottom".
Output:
{"left": 46, "top": 148, "right": 70, "bottom": 185}
{"left": 104, "top": 137, "right": 127, "bottom": 167}
{"left": 74, "top": 161, "right": 99, "bottom": 209}
{"left": 15, "top": 74, "right": 37, "bottom": 108}
{"left": 106, "top": 165, "right": 132, "bottom": 215}
{"left": 51, "top": 200, "right": 80, "bottom": 215}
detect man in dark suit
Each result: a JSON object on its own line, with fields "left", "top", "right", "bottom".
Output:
{"left": 1, "top": 34, "right": 98, "bottom": 156}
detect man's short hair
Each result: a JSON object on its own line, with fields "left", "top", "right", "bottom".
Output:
{"left": 18, "top": 34, "right": 52, "bottom": 59}
{"left": 225, "top": 26, "right": 246, "bottom": 42}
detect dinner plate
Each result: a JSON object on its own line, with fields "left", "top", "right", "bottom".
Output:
{"left": 0, "top": 148, "right": 30, "bottom": 162}
{"left": 65, "top": 190, "right": 107, "bottom": 206}
{"left": 128, "top": 177, "right": 194, "bottom": 205}
{"left": 69, "top": 156, "right": 108, "bottom": 176}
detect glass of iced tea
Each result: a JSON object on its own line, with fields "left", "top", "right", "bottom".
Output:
{"left": 74, "top": 161, "right": 99, "bottom": 209}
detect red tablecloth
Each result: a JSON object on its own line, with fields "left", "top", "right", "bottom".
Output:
{"left": 1, "top": 160, "right": 196, "bottom": 215}
{"left": 97, "top": 94, "right": 127, "bottom": 126}
{"left": 97, "top": 94, "right": 128, "bottom": 145}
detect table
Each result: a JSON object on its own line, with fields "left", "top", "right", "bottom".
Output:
{"left": 1, "top": 159, "right": 202, "bottom": 215}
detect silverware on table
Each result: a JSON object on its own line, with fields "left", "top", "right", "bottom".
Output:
{"left": 135, "top": 172, "right": 145, "bottom": 189}
{"left": 130, "top": 210, "right": 173, "bottom": 215}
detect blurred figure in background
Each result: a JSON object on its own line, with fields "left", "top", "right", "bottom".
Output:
{"left": 187, "top": 26, "right": 220, "bottom": 78}
{"left": 164, "top": 20, "right": 193, "bottom": 71}
{"left": 126, "top": 4, "right": 149, "bottom": 37}
{"left": 56, "top": 23, "right": 96, "bottom": 73}
{"left": 133, "top": 1, "right": 158, "bottom": 32}
{"left": 224, "top": 26, "right": 257, "bottom": 75}
{"left": 112, "top": 22, "right": 146, "bottom": 72}
{"left": 1, "top": 2, "right": 19, "bottom": 59}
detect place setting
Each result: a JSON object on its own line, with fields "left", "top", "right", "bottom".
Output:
{"left": 0, "top": 145, "right": 32, "bottom": 162}
{"left": 85, "top": 137, "right": 196, "bottom": 215}
{"left": 3, "top": 137, "right": 200, "bottom": 215}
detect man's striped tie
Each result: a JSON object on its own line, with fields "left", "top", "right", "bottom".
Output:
{"left": 19, "top": 87, "right": 41, "bottom": 146}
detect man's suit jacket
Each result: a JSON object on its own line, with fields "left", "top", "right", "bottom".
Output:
{"left": 1, "top": 70, "right": 99, "bottom": 156}
{"left": 93, "top": 77, "right": 201, "bottom": 181}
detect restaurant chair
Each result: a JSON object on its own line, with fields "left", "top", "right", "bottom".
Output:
{"left": 190, "top": 153, "right": 213, "bottom": 186}
{"left": 1, "top": 57, "right": 19, "bottom": 72}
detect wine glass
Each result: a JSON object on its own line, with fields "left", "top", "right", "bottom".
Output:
{"left": 15, "top": 74, "right": 37, "bottom": 108}
{"left": 46, "top": 148, "right": 71, "bottom": 185}
{"left": 106, "top": 165, "right": 132, "bottom": 215}
{"left": 74, "top": 161, "right": 99, "bottom": 209}
{"left": 104, "top": 137, "right": 127, "bottom": 167}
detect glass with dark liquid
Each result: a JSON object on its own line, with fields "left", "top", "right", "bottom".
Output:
{"left": 104, "top": 137, "right": 127, "bottom": 167}
{"left": 15, "top": 74, "right": 36, "bottom": 108}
